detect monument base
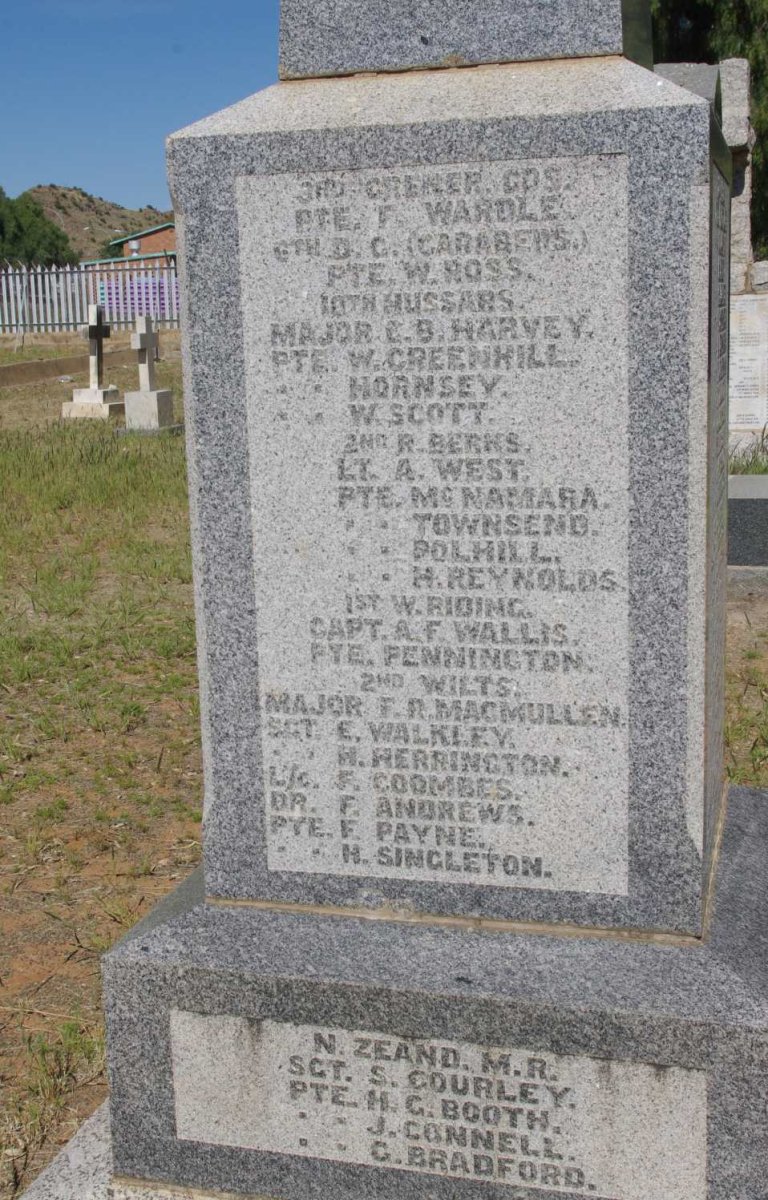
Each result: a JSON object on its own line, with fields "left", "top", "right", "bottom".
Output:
{"left": 21, "top": 788, "right": 768, "bottom": 1199}
{"left": 62, "top": 388, "right": 124, "bottom": 420}
{"left": 124, "top": 390, "right": 174, "bottom": 431}
{"left": 729, "top": 475, "right": 768, "bottom": 565}
{"left": 16, "top": 1105, "right": 260, "bottom": 1200}
{"left": 98, "top": 786, "right": 767, "bottom": 1200}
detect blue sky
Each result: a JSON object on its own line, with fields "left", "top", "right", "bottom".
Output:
{"left": 2, "top": 0, "right": 281, "bottom": 209}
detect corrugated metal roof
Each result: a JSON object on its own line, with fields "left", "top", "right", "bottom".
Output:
{"left": 108, "top": 222, "right": 175, "bottom": 247}
{"left": 81, "top": 250, "right": 177, "bottom": 265}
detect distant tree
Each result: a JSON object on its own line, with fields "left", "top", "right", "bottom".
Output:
{"left": 652, "top": 0, "right": 768, "bottom": 256}
{"left": 96, "top": 236, "right": 123, "bottom": 261}
{"left": 0, "top": 188, "right": 78, "bottom": 265}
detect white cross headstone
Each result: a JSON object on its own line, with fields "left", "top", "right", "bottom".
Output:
{"left": 132, "top": 315, "right": 159, "bottom": 393}
{"left": 62, "top": 303, "right": 123, "bottom": 420}
{"left": 124, "top": 314, "right": 176, "bottom": 432}
{"left": 82, "top": 303, "right": 111, "bottom": 390}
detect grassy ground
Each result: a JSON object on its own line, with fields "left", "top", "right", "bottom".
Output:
{"left": 0, "top": 345, "right": 80, "bottom": 367}
{"left": 730, "top": 428, "right": 768, "bottom": 474}
{"left": 0, "top": 335, "right": 86, "bottom": 368}
{"left": 725, "top": 570, "right": 768, "bottom": 785}
{"left": 0, "top": 362, "right": 199, "bottom": 1197}
{"left": 0, "top": 365, "right": 767, "bottom": 1198}
{"left": 0, "top": 361, "right": 181, "bottom": 433}
{"left": 0, "top": 333, "right": 133, "bottom": 368}
{"left": 0, "top": 331, "right": 180, "bottom": 370}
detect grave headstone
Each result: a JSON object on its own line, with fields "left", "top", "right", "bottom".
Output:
{"left": 61, "top": 303, "right": 123, "bottom": 420}
{"left": 720, "top": 57, "right": 755, "bottom": 296}
{"left": 752, "top": 260, "right": 768, "bottom": 293}
{"left": 654, "top": 61, "right": 721, "bottom": 112}
{"left": 124, "top": 316, "right": 175, "bottom": 431}
{"left": 729, "top": 294, "right": 768, "bottom": 437}
{"left": 658, "top": 59, "right": 757, "bottom": 452}
{"left": 719, "top": 58, "right": 762, "bottom": 452}
{"left": 21, "top": 3, "right": 768, "bottom": 1199}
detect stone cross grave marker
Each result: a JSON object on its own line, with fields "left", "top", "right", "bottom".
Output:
{"left": 46, "top": 2, "right": 768, "bottom": 1198}
{"left": 84, "top": 303, "right": 110, "bottom": 390}
{"left": 133, "top": 314, "right": 158, "bottom": 392}
{"left": 124, "top": 315, "right": 175, "bottom": 431}
{"left": 61, "top": 302, "right": 123, "bottom": 420}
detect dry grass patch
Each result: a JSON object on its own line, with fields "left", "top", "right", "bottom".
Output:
{"left": 726, "top": 571, "right": 768, "bottom": 787}
{"left": 0, "top": 333, "right": 134, "bottom": 368}
{"left": 0, "top": 360, "right": 182, "bottom": 433}
{"left": 0, "top": 414, "right": 200, "bottom": 1197}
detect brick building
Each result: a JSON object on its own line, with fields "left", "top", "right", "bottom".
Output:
{"left": 108, "top": 222, "right": 176, "bottom": 260}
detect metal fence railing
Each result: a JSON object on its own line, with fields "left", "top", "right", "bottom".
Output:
{"left": 0, "top": 261, "right": 181, "bottom": 333}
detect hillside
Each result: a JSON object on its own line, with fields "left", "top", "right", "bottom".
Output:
{"left": 22, "top": 185, "right": 173, "bottom": 262}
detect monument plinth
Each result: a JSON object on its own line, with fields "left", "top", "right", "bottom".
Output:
{"left": 24, "top": 2, "right": 768, "bottom": 1199}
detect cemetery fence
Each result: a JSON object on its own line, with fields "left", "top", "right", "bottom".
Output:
{"left": 0, "top": 261, "right": 181, "bottom": 334}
